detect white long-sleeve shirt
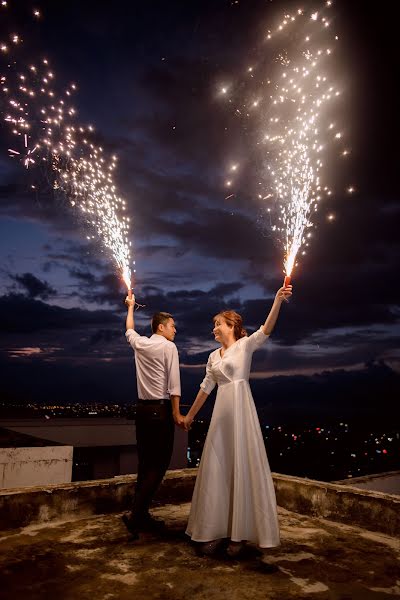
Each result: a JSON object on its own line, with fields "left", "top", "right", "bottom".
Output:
{"left": 126, "top": 329, "right": 181, "bottom": 400}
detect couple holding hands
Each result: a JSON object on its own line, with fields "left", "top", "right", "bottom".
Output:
{"left": 123, "top": 283, "right": 292, "bottom": 558}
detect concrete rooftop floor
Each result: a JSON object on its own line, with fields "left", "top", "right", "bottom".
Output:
{"left": 0, "top": 503, "right": 399, "bottom": 600}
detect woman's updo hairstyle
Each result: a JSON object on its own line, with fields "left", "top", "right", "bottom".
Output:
{"left": 213, "top": 310, "right": 247, "bottom": 341}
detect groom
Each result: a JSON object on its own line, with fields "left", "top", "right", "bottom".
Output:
{"left": 123, "top": 292, "right": 184, "bottom": 538}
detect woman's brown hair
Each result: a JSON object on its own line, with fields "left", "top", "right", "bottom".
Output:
{"left": 213, "top": 310, "right": 247, "bottom": 341}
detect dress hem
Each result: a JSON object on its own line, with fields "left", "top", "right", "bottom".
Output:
{"left": 185, "top": 530, "right": 280, "bottom": 549}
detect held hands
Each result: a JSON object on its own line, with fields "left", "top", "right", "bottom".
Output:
{"left": 173, "top": 411, "right": 186, "bottom": 429}
{"left": 174, "top": 412, "right": 194, "bottom": 432}
{"left": 183, "top": 414, "right": 193, "bottom": 431}
{"left": 276, "top": 285, "right": 293, "bottom": 303}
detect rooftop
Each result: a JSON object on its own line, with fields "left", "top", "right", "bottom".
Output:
{"left": 335, "top": 470, "right": 400, "bottom": 496}
{"left": 1, "top": 501, "right": 399, "bottom": 600}
{"left": 0, "top": 418, "right": 137, "bottom": 447}
{"left": 1, "top": 469, "right": 400, "bottom": 599}
{"left": 0, "top": 426, "right": 63, "bottom": 448}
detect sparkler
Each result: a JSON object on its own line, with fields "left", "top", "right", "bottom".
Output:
{"left": 223, "top": 1, "right": 349, "bottom": 288}
{"left": 265, "top": 3, "right": 342, "bottom": 287}
{"left": 0, "top": 4, "right": 134, "bottom": 294}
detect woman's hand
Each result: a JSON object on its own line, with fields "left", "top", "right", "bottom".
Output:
{"left": 275, "top": 285, "right": 292, "bottom": 303}
{"left": 183, "top": 415, "right": 194, "bottom": 431}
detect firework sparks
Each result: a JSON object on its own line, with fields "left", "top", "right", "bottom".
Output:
{"left": 264, "top": 3, "right": 345, "bottom": 279}
{"left": 0, "top": 5, "right": 133, "bottom": 292}
{"left": 222, "top": 2, "right": 349, "bottom": 281}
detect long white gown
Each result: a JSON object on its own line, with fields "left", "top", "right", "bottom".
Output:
{"left": 186, "top": 327, "right": 280, "bottom": 548}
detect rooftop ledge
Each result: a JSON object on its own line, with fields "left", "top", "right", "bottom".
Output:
{"left": 1, "top": 470, "right": 399, "bottom": 538}
{"left": 0, "top": 469, "right": 400, "bottom": 600}
{"left": 1, "top": 471, "right": 399, "bottom": 600}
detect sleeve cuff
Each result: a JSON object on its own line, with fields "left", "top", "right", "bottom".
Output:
{"left": 200, "top": 381, "right": 216, "bottom": 395}
{"left": 259, "top": 326, "right": 270, "bottom": 337}
{"left": 126, "top": 329, "right": 140, "bottom": 343}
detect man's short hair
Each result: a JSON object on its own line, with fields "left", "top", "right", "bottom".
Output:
{"left": 151, "top": 312, "right": 173, "bottom": 334}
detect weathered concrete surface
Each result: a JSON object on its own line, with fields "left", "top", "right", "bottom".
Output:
{"left": 0, "top": 469, "right": 196, "bottom": 531}
{"left": 0, "top": 503, "right": 399, "bottom": 600}
{"left": 1, "top": 470, "right": 399, "bottom": 540}
{"left": 273, "top": 473, "right": 400, "bottom": 538}
{"left": 0, "top": 446, "right": 73, "bottom": 489}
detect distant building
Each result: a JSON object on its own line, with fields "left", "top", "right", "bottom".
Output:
{"left": 334, "top": 470, "right": 400, "bottom": 496}
{"left": 0, "top": 427, "right": 72, "bottom": 488}
{"left": 0, "top": 418, "right": 188, "bottom": 483}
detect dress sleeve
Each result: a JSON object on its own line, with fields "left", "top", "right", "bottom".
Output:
{"left": 200, "top": 353, "right": 217, "bottom": 395}
{"left": 125, "top": 329, "right": 140, "bottom": 349}
{"left": 166, "top": 344, "right": 181, "bottom": 397}
{"left": 244, "top": 327, "right": 269, "bottom": 354}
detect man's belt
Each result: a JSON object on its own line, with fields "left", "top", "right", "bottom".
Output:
{"left": 137, "top": 399, "right": 169, "bottom": 405}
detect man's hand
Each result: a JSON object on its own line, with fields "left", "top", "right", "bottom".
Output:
{"left": 125, "top": 292, "right": 136, "bottom": 308}
{"left": 173, "top": 412, "right": 185, "bottom": 429}
{"left": 125, "top": 293, "right": 136, "bottom": 330}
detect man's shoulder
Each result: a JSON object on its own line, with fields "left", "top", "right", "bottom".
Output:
{"left": 126, "top": 330, "right": 152, "bottom": 347}
{"left": 126, "top": 328, "right": 140, "bottom": 341}
{"left": 148, "top": 335, "right": 178, "bottom": 352}
{"left": 164, "top": 339, "right": 178, "bottom": 352}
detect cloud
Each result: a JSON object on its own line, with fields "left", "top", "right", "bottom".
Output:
{"left": 89, "top": 329, "right": 122, "bottom": 345}
{"left": 12, "top": 273, "right": 56, "bottom": 300}
{"left": 66, "top": 268, "right": 127, "bottom": 307}
{"left": 0, "top": 293, "right": 119, "bottom": 333}
{"left": 69, "top": 268, "right": 97, "bottom": 285}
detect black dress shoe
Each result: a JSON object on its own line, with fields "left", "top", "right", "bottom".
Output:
{"left": 121, "top": 513, "right": 139, "bottom": 539}
{"left": 198, "top": 539, "right": 225, "bottom": 556}
{"left": 141, "top": 514, "right": 166, "bottom": 533}
{"left": 226, "top": 542, "right": 246, "bottom": 559}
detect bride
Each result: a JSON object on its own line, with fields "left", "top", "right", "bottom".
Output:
{"left": 184, "top": 284, "right": 292, "bottom": 557}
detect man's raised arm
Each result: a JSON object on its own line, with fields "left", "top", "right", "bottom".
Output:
{"left": 125, "top": 293, "right": 135, "bottom": 331}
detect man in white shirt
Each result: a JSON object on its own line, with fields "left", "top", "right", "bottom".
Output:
{"left": 123, "top": 293, "right": 184, "bottom": 538}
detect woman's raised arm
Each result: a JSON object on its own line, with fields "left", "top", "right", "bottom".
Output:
{"left": 261, "top": 285, "right": 292, "bottom": 336}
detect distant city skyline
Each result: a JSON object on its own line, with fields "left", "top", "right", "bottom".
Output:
{"left": 2, "top": 407, "right": 398, "bottom": 483}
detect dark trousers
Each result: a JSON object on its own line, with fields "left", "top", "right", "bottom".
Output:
{"left": 131, "top": 402, "right": 174, "bottom": 520}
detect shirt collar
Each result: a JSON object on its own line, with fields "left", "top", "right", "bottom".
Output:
{"left": 150, "top": 333, "right": 169, "bottom": 343}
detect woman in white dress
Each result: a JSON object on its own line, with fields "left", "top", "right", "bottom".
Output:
{"left": 184, "top": 284, "right": 292, "bottom": 557}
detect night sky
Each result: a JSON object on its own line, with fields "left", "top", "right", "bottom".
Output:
{"left": 0, "top": 0, "right": 399, "bottom": 424}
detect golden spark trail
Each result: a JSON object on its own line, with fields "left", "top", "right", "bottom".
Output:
{"left": 0, "top": 3, "right": 133, "bottom": 292}
{"left": 264, "top": 2, "right": 345, "bottom": 281}
{"left": 222, "top": 1, "right": 350, "bottom": 284}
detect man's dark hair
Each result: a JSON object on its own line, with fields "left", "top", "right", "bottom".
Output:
{"left": 151, "top": 312, "right": 173, "bottom": 334}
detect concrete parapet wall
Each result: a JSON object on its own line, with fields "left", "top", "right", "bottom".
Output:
{"left": 273, "top": 473, "right": 400, "bottom": 538}
{"left": 0, "top": 469, "right": 398, "bottom": 537}
{"left": 0, "top": 469, "right": 196, "bottom": 531}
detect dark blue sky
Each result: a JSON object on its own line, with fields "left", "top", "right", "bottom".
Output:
{"left": 0, "top": 0, "right": 399, "bottom": 416}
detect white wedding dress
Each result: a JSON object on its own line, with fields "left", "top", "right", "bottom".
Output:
{"left": 186, "top": 327, "right": 280, "bottom": 548}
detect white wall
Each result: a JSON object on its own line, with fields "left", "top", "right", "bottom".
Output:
{"left": 0, "top": 446, "right": 73, "bottom": 489}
